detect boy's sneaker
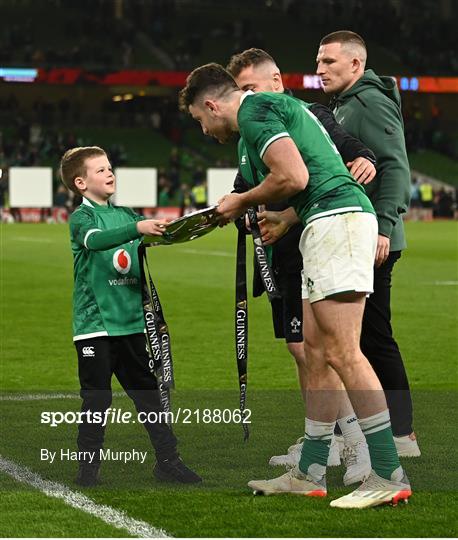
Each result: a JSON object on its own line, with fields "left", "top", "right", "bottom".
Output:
{"left": 154, "top": 457, "right": 202, "bottom": 484}
{"left": 330, "top": 467, "right": 412, "bottom": 509}
{"left": 75, "top": 463, "right": 100, "bottom": 487}
{"left": 341, "top": 440, "right": 371, "bottom": 486}
{"left": 248, "top": 466, "right": 327, "bottom": 497}
{"left": 394, "top": 432, "right": 421, "bottom": 457}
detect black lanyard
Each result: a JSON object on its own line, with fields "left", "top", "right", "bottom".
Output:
{"left": 246, "top": 207, "right": 281, "bottom": 302}
{"left": 138, "top": 245, "right": 174, "bottom": 417}
{"left": 234, "top": 209, "right": 281, "bottom": 441}
{"left": 235, "top": 228, "right": 249, "bottom": 441}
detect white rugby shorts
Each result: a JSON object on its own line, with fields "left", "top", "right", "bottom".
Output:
{"left": 299, "top": 212, "right": 378, "bottom": 303}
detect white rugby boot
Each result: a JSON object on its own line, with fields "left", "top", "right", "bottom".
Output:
{"left": 342, "top": 439, "right": 372, "bottom": 486}
{"left": 394, "top": 432, "right": 421, "bottom": 457}
{"left": 269, "top": 435, "right": 342, "bottom": 468}
{"left": 249, "top": 466, "right": 327, "bottom": 497}
{"left": 268, "top": 437, "right": 303, "bottom": 468}
{"left": 330, "top": 467, "right": 412, "bottom": 509}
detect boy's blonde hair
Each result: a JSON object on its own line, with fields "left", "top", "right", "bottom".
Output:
{"left": 60, "top": 146, "right": 106, "bottom": 194}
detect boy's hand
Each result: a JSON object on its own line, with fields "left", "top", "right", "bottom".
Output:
{"left": 136, "top": 219, "right": 168, "bottom": 236}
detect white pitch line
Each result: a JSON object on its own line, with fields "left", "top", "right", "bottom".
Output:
{"left": 0, "top": 455, "right": 170, "bottom": 538}
{"left": 14, "top": 236, "right": 53, "bottom": 243}
{"left": 431, "top": 281, "right": 458, "bottom": 286}
{"left": 181, "top": 248, "right": 233, "bottom": 257}
{"left": 0, "top": 391, "right": 125, "bottom": 402}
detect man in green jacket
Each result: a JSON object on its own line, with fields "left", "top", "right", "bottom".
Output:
{"left": 316, "top": 30, "right": 420, "bottom": 456}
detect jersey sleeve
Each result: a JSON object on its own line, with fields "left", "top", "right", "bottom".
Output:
{"left": 239, "top": 96, "right": 290, "bottom": 161}
{"left": 70, "top": 207, "right": 142, "bottom": 251}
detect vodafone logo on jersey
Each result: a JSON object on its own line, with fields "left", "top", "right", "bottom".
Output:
{"left": 113, "top": 249, "right": 131, "bottom": 275}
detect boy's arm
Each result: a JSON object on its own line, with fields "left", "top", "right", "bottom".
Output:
{"left": 70, "top": 209, "right": 160, "bottom": 251}
{"left": 71, "top": 210, "right": 143, "bottom": 251}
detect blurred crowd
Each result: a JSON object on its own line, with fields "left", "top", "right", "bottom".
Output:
{"left": 0, "top": 120, "right": 212, "bottom": 217}
{"left": 408, "top": 176, "right": 457, "bottom": 220}
{"left": 403, "top": 100, "right": 456, "bottom": 158}
{"left": 1, "top": 0, "right": 456, "bottom": 76}
{"left": 0, "top": 3, "right": 136, "bottom": 69}
{"left": 285, "top": 0, "right": 457, "bottom": 75}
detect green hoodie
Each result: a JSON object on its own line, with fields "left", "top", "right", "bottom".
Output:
{"left": 330, "top": 69, "right": 411, "bottom": 251}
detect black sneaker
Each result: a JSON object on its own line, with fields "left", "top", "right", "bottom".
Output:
{"left": 75, "top": 462, "right": 100, "bottom": 487}
{"left": 154, "top": 457, "right": 202, "bottom": 484}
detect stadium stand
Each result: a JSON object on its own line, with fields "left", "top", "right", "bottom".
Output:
{"left": 0, "top": 0, "right": 456, "bottom": 218}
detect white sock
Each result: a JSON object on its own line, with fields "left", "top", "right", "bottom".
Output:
{"left": 337, "top": 414, "right": 365, "bottom": 445}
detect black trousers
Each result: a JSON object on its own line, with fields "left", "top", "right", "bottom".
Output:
{"left": 75, "top": 334, "right": 178, "bottom": 463}
{"left": 360, "top": 251, "right": 414, "bottom": 436}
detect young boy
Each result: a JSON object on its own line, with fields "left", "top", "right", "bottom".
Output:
{"left": 60, "top": 146, "right": 201, "bottom": 486}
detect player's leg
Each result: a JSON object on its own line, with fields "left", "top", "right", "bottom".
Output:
{"left": 287, "top": 216, "right": 368, "bottom": 478}
{"left": 300, "top": 210, "right": 410, "bottom": 506}
{"left": 114, "top": 333, "right": 201, "bottom": 483}
{"left": 269, "top": 271, "right": 340, "bottom": 470}
{"left": 361, "top": 251, "right": 420, "bottom": 456}
{"left": 285, "top": 284, "right": 368, "bottom": 481}
{"left": 310, "top": 294, "right": 411, "bottom": 508}
{"left": 75, "top": 337, "right": 113, "bottom": 486}
{"left": 287, "top": 341, "right": 307, "bottom": 392}
{"left": 249, "top": 298, "right": 333, "bottom": 496}
{"left": 267, "top": 289, "right": 307, "bottom": 468}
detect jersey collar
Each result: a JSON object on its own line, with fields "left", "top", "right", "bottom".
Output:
{"left": 82, "top": 197, "right": 94, "bottom": 207}
{"left": 82, "top": 197, "right": 112, "bottom": 208}
{"left": 240, "top": 90, "right": 255, "bottom": 106}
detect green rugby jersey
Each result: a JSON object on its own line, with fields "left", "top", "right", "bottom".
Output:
{"left": 238, "top": 137, "right": 274, "bottom": 265}
{"left": 238, "top": 91, "right": 374, "bottom": 225}
{"left": 238, "top": 138, "right": 257, "bottom": 188}
{"left": 69, "top": 197, "right": 145, "bottom": 341}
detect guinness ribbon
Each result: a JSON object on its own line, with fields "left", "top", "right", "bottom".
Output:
{"left": 246, "top": 207, "right": 281, "bottom": 302}
{"left": 138, "top": 245, "right": 174, "bottom": 417}
{"left": 234, "top": 208, "right": 281, "bottom": 440}
{"left": 235, "top": 228, "right": 249, "bottom": 441}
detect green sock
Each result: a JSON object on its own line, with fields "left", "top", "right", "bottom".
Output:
{"left": 299, "top": 418, "right": 334, "bottom": 482}
{"left": 359, "top": 410, "right": 401, "bottom": 480}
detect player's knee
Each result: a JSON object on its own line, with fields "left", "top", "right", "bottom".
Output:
{"left": 323, "top": 346, "right": 359, "bottom": 373}
{"left": 287, "top": 341, "right": 306, "bottom": 366}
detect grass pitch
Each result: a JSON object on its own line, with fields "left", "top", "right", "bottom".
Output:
{"left": 1, "top": 220, "right": 457, "bottom": 537}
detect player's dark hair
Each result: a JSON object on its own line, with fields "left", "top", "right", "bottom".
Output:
{"left": 60, "top": 146, "right": 106, "bottom": 194}
{"left": 178, "top": 63, "right": 238, "bottom": 112}
{"left": 226, "top": 48, "right": 277, "bottom": 77}
{"left": 320, "top": 30, "right": 366, "bottom": 51}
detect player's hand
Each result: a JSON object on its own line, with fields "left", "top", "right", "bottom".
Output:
{"left": 216, "top": 215, "right": 231, "bottom": 227}
{"left": 375, "top": 235, "right": 390, "bottom": 268}
{"left": 244, "top": 214, "right": 251, "bottom": 232}
{"left": 136, "top": 219, "right": 168, "bottom": 236}
{"left": 346, "top": 157, "right": 376, "bottom": 184}
{"left": 257, "top": 210, "right": 290, "bottom": 245}
{"left": 217, "top": 193, "right": 247, "bottom": 221}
